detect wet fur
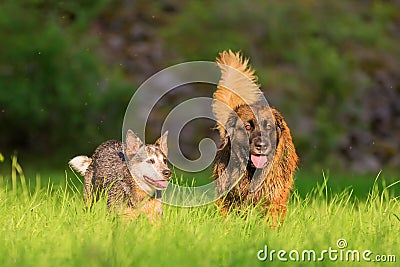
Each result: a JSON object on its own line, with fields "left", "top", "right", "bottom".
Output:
{"left": 212, "top": 51, "right": 298, "bottom": 226}
{"left": 69, "top": 131, "right": 170, "bottom": 221}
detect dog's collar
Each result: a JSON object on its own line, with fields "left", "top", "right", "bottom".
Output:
{"left": 118, "top": 152, "right": 125, "bottom": 161}
{"left": 150, "top": 190, "right": 162, "bottom": 199}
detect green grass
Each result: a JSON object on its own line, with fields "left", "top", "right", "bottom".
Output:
{"left": 0, "top": 159, "right": 399, "bottom": 266}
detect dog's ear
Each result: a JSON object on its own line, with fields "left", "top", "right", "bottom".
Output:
{"left": 155, "top": 131, "right": 168, "bottom": 156}
{"left": 125, "top": 129, "right": 143, "bottom": 158}
{"left": 272, "top": 109, "right": 284, "bottom": 138}
{"left": 216, "top": 113, "right": 250, "bottom": 194}
{"left": 224, "top": 114, "right": 238, "bottom": 138}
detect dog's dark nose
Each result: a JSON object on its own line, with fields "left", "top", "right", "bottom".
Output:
{"left": 255, "top": 140, "right": 267, "bottom": 153}
{"left": 162, "top": 169, "right": 171, "bottom": 179}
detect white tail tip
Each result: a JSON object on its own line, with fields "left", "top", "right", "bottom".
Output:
{"left": 69, "top": 156, "right": 92, "bottom": 176}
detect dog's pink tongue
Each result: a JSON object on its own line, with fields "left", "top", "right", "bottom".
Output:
{"left": 251, "top": 155, "right": 268, "bottom": 168}
{"left": 156, "top": 180, "right": 169, "bottom": 189}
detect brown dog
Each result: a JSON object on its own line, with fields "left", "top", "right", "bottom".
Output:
{"left": 212, "top": 50, "right": 298, "bottom": 226}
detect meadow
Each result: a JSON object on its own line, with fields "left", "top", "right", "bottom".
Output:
{"left": 0, "top": 157, "right": 399, "bottom": 267}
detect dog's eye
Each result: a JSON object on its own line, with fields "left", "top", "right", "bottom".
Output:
{"left": 147, "top": 159, "right": 155, "bottom": 164}
{"left": 245, "top": 124, "right": 252, "bottom": 131}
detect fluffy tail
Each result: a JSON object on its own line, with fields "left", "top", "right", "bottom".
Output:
{"left": 213, "top": 50, "right": 262, "bottom": 136}
{"left": 69, "top": 156, "right": 92, "bottom": 176}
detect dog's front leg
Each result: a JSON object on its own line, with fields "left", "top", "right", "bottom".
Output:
{"left": 123, "top": 198, "right": 162, "bottom": 223}
{"left": 140, "top": 198, "right": 163, "bottom": 223}
{"left": 265, "top": 203, "right": 287, "bottom": 228}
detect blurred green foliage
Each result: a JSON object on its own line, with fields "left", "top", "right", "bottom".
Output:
{"left": 161, "top": 0, "right": 400, "bottom": 168}
{"left": 0, "top": 0, "right": 131, "bottom": 158}
{"left": 0, "top": 0, "right": 399, "bottom": 171}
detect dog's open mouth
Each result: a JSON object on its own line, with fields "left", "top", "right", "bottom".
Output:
{"left": 250, "top": 154, "right": 268, "bottom": 169}
{"left": 143, "top": 176, "right": 169, "bottom": 189}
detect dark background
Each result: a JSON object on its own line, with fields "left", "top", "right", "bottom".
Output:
{"left": 1, "top": 0, "right": 400, "bottom": 175}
